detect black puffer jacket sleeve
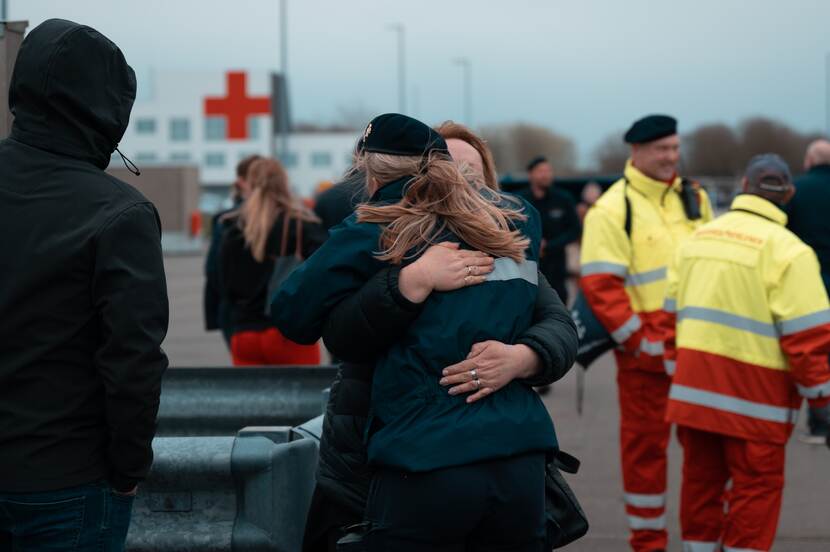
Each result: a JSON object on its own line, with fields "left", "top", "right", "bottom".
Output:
{"left": 322, "top": 266, "right": 423, "bottom": 362}
{"left": 322, "top": 268, "right": 577, "bottom": 386}
{"left": 516, "top": 273, "right": 578, "bottom": 386}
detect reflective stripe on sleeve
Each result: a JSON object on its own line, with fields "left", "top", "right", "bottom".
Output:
{"left": 664, "top": 360, "right": 676, "bottom": 376}
{"left": 581, "top": 261, "right": 628, "bottom": 278}
{"left": 611, "top": 314, "right": 642, "bottom": 344}
{"left": 796, "top": 380, "right": 830, "bottom": 399}
{"left": 678, "top": 306, "right": 778, "bottom": 338}
{"left": 640, "top": 339, "right": 665, "bottom": 356}
{"left": 664, "top": 298, "right": 677, "bottom": 313}
{"left": 776, "top": 309, "right": 830, "bottom": 336}
{"left": 624, "top": 493, "right": 665, "bottom": 508}
{"left": 486, "top": 259, "right": 538, "bottom": 285}
{"left": 627, "top": 514, "right": 666, "bottom": 530}
{"left": 625, "top": 266, "right": 667, "bottom": 287}
{"left": 722, "top": 546, "right": 765, "bottom": 552}
{"left": 670, "top": 384, "right": 799, "bottom": 424}
{"left": 682, "top": 541, "right": 720, "bottom": 552}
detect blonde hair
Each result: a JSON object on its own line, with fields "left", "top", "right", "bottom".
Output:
{"left": 240, "top": 158, "right": 318, "bottom": 262}
{"left": 355, "top": 152, "right": 528, "bottom": 264}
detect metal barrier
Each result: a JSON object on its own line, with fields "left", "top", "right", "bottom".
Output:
{"left": 127, "top": 427, "right": 318, "bottom": 552}
{"left": 157, "top": 366, "right": 337, "bottom": 436}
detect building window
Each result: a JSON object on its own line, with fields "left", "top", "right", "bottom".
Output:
{"left": 280, "top": 151, "right": 298, "bottom": 168}
{"left": 135, "top": 152, "right": 157, "bottom": 163}
{"left": 248, "top": 116, "right": 261, "bottom": 139}
{"left": 205, "top": 117, "right": 226, "bottom": 141}
{"left": 205, "top": 152, "right": 226, "bottom": 168}
{"left": 135, "top": 118, "right": 156, "bottom": 134}
{"left": 311, "top": 152, "right": 332, "bottom": 168}
{"left": 170, "top": 118, "right": 191, "bottom": 141}
{"left": 170, "top": 152, "right": 191, "bottom": 163}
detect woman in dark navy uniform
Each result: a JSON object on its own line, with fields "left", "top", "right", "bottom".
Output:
{"left": 272, "top": 114, "right": 555, "bottom": 551}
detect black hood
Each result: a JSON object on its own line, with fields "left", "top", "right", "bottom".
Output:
{"left": 9, "top": 19, "right": 136, "bottom": 169}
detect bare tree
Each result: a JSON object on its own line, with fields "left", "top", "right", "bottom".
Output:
{"left": 735, "top": 117, "right": 823, "bottom": 173}
{"left": 683, "top": 124, "right": 741, "bottom": 176}
{"left": 481, "top": 123, "right": 576, "bottom": 175}
{"left": 593, "top": 131, "right": 629, "bottom": 174}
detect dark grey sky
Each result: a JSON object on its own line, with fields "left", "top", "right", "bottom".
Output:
{"left": 14, "top": 0, "right": 830, "bottom": 166}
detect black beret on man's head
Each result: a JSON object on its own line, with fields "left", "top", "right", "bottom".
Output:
{"left": 624, "top": 114, "right": 678, "bottom": 144}
{"left": 361, "top": 113, "right": 449, "bottom": 157}
{"left": 526, "top": 156, "right": 549, "bottom": 172}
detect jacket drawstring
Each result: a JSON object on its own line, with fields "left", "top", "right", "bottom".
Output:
{"left": 115, "top": 147, "right": 141, "bottom": 176}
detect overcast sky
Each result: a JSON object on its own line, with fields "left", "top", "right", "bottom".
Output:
{"left": 13, "top": 0, "right": 830, "bottom": 166}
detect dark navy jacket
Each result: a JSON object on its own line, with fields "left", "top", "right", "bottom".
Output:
{"left": 272, "top": 177, "right": 557, "bottom": 472}
{"left": 787, "top": 164, "right": 830, "bottom": 292}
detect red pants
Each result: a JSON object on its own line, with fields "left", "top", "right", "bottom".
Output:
{"left": 230, "top": 327, "right": 320, "bottom": 366}
{"left": 677, "top": 426, "right": 784, "bottom": 552}
{"left": 616, "top": 353, "right": 672, "bottom": 552}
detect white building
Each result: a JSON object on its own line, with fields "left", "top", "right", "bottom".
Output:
{"left": 112, "top": 69, "right": 360, "bottom": 210}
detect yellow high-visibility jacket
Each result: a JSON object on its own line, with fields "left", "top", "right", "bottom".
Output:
{"left": 580, "top": 160, "right": 713, "bottom": 370}
{"left": 663, "top": 194, "right": 830, "bottom": 445}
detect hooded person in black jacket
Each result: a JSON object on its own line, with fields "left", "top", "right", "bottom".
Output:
{"left": 0, "top": 19, "right": 168, "bottom": 550}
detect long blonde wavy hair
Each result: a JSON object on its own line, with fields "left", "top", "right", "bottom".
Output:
{"left": 355, "top": 151, "right": 528, "bottom": 264}
{"left": 240, "top": 158, "right": 318, "bottom": 262}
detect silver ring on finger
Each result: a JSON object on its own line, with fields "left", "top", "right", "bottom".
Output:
{"left": 470, "top": 369, "right": 477, "bottom": 380}
{"left": 466, "top": 265, "right": 472, "bottom": 276}
{"left": 464, "top": 275, "right": 471, "bottom": 285}
{"left": 470, "top": 265, "right": 477, "bottom": 276}
{"left": 473, "top": 378, "right": 481, "bottom": 389}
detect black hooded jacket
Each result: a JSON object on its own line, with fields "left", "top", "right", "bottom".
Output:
{"left": 0, "top": 19, "right": 169, "bottom": 493}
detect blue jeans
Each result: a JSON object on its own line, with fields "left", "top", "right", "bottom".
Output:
{"left": 0, "top": 481, "right": 134, "bottom": 551}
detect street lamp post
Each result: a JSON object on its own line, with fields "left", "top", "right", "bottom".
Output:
{"left": 453, "top": 57, "right": 472, "bottom": 127}
{"left": 278, "top": 0, "right": 289, "bottom": 160}
{"left": 387, "top": 23, "right": 406, "bottom": 114}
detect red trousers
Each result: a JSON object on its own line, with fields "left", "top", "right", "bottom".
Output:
{"left": 677, "top": 426, "right": 785, "bottom": 552}
{"left": 616, "top": 353, "right": 672, "bottom": 552}
{"left": 230, "top": 327, "right": 320, "bottom": 366}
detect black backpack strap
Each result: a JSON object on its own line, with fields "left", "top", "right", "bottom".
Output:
{"left": 623, "top": 177, "right": 632, "bottom": 238}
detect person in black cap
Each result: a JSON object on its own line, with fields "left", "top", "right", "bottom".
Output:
{"left": 272, "top": 113, "right": 556, "bottom": 551}
{"left": 578, "top": 114, "right": 713, "bottom": 552}
{"left": 517, "top": 156, "right": 580, "bottom": 304}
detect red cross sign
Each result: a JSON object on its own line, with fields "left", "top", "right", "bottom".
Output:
{"left": 204, "top": 71, "right": 271, "bottom": 140}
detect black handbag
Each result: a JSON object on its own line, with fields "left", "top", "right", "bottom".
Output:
{"left": 264, "top": 214, "right": 303, "bottom": 316}
{"left": 545, "top": 450, "right": 589, "bottom": 549}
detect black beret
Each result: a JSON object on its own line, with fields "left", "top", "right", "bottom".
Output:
{"left": 361, "top": 113, "right": 449, "bottom": 157}
{"left": 624, "top": 114, "right": 677, "bottom": 144}
{"left": 526, "top": 155, "right": 549, "bottom": 172}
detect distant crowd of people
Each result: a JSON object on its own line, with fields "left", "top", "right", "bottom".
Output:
{"left": 3, "top": 18, "right": 830, "bottom": 552}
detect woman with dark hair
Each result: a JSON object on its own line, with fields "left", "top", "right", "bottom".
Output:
{"left": 221, "top": 157, "right": 327, "bottom": 365}
{"left": 274, "top": 114, "right": 561, "bottom": 551}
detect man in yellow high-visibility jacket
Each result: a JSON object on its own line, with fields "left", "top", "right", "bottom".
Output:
{"left": 580, "top": 115, "right": 713, "bottom": 552}
{"left": 662, "top": 154, "right": 830, "bottom": 552}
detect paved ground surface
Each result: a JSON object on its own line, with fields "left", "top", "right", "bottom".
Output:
{"left": 164, "top": 253, "right": 830, "bottom": 551}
